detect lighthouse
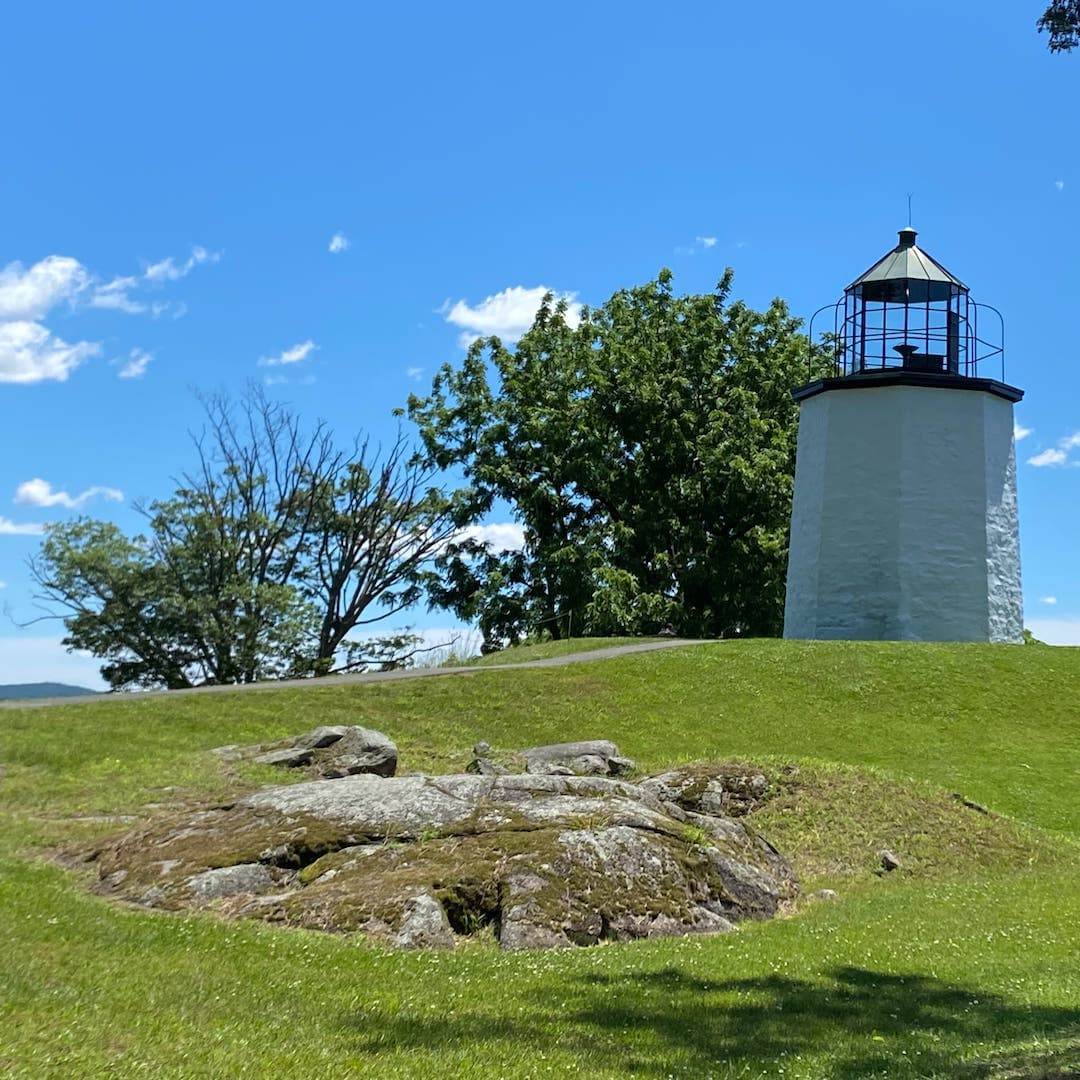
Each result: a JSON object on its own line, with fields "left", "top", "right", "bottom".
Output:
{"left": 783, "top": 227, "right": 1024, "bottom": 643}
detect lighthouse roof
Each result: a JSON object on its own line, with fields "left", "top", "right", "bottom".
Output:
{"left": 847, "top": 227, "right": 967, "bottom": 293}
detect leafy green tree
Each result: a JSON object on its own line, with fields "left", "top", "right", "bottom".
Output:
{"left": 408, "top": 269, "right": 831, "bottom": 650}
{"left": 1039, "top": 1, "right": 1080, "bottom": 49}
{"left": 32, "top": 519, "right": 210, "bottom": 689}
{"left": 30, "top": 390, "right": 456, "bottom": 689}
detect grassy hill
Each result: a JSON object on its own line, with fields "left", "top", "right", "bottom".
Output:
{"left": 1, "top": 639, "right": 1078, "bottom": 1078}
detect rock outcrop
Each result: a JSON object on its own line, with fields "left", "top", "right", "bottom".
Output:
{"left": 214, "top": 725, "right": 398, "bottom": 779}
{"left": 92, "top": 764, "right": 796, "bottom": 951}
{"left": 522, "top": 739, "right": 635, "bottom": 777}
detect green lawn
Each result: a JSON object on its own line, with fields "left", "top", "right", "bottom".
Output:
{"left": 2, "top": 639, "right": 1079, "bottom": 1078}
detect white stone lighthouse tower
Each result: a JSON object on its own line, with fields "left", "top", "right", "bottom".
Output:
{"left": 783, "top": 228, "right": 1023, "bottom": 643}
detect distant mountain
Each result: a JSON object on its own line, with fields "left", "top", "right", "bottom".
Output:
{"left": 0, "top": 682, "right": 101, "bottom": 700}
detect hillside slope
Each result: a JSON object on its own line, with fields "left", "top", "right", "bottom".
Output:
{"left": 1, "top": 639, "right": 1078, "bottom": 1078}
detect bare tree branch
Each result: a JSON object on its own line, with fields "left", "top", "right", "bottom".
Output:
{"left": 27, "top": 388, "right": 450, "bottom": 689}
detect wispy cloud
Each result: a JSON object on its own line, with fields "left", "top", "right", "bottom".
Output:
{"left": 1028, "top": 448, "right": 1068, "bottom": 468}
{"left": 406, "top": 366, "right": 424, "bottom": 382}
{"left": 1014, "top": 422, "right": 1032, "bottom": 441}
{"left": 15, "top": 478, "right": 123, "bottom": 509}
{"left": 675, "top": 235, "right": 720, "bottom": 255}
{"left": 144, "top": 245, "right": 221, "bottom": 283}
{"left": 1027, "top": 429, "right": 1080, "bottom": 467}
{"left": 90, "top": 275, "right": 145, "bottom": 313}
{"left": 1055, "top": 179, "right": 1065, "bottom": 191}
{"left": 258, "top": 340, "right": 318, "bottom": 367}
{"left": 0, "top": 516, "right": 45, "bottom": 536}
{"left": 116, "top": 347, "right": 152, "bottom": 379}
{"left": 151, "top": 300, "right": 187, "bottom": 320}
{"left": 328, "top": 232, "right": 350, "bottom": 254}
{"left": 1041, "top": 596, "right": 1058, "bottom": 605}
{"left": 443, "top": 286, "right": 582, "bottom": 348}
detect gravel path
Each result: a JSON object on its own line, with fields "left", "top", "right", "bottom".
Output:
{"left": 0, "top": 639, "right": 716, "bottom": 709}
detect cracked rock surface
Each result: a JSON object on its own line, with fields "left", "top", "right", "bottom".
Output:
{"left": 91, "top": 763, "right": 796, "bottom": 951}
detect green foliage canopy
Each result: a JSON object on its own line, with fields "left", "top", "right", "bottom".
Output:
{"left": 408, "top": 269, "right": 831, "bottom": 649}
{"left": 1039, "top": 1, "right": 1080, "bottom": 50}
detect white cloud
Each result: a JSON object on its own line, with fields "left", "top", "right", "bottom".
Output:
{"left": 90, "top": 275, "right": 145, "bottom": 313}
{"left": 676, "top": 236, "right": 721, "bottom": 255}
{"left": 0, "top": 248, "right": 212, "bottom": 386}
{"left": 0, "top": 255, "right": 89, "bottom": 320}
{"left": 1027, "top": 429, "right": 1080, "bottom": 467}
{"left": 0, "top": 256, "right": 100, "bottom": 383}
{"left": 443, "top": 286, "right": 582, "bottom": 348}
{"left": 1041, "top": 596, "right": 1058, "bottom": 605}
{"left": 116, "top": 347, "right": 152, "bottom": 379}
{"left": 258, "top": 340, "right": 318, "bottom": 367}
{"left": 0, "top": 320, "right": 100, "bottom": 384}
{"left": 0, "top": 516, "right": 45, "bottom": 536}
{"left": 1055, "top": 179, "right": 1065, "bottom": 191}
{"left": 1028, "top": 448, "right": 1068, "bottom": 467}
{"left": 460, "top": 522, "right": 526, "bottom": 552}
{"left": 144, "top": 245, "right": 220, "bottom": 283}
{"left": 406, "top": 366, "right": 424, "bottom": 382}
{"left": 1025, "top": 617, "right": 1080, "bottom": 646}
{"left": 0, "top": 580, "right": 6, "bottom": 588}
{"left": 329, "top": 232, "right": 350, "bottom": 254}
{"left": 0, "top": 635, "right": 107, "bottom": 689}
{"left": 3, "top": 249, "right": 214, "bottom": 317}
{"left": 1014, "top": 422, "right": 1032, "bottom": 441}
{"left": 15, "top": 478, "right": 123, "bottom": 509}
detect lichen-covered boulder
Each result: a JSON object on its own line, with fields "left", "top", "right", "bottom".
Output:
{"left": 187, "top": 863, "right": 284, "bottom": 903}
{"left": 315, "top": 726, "right": 397, "bottom": 778}
{"left": 393, "top": 890, "right": 455, "bottom": 949}
{"left": 522, "top": 740, "right": 635, "bottom": 777}
{"left": 213, "top": 724, "right": 397, "bottom": 779}
{"left": 91, "top": 770, "right": 796, "bottom": 951}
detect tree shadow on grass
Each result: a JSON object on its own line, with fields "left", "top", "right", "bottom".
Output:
{"left": 341, "top": 965, "right": 1080, "bottom": 1078}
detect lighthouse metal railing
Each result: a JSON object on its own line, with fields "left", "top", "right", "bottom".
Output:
{"left": 807, "top": 298, "right": 1005, "bottom": 384}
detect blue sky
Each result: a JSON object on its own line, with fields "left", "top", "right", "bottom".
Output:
{"left": 2, "top": 1, "right": 1078, "bottom": 687}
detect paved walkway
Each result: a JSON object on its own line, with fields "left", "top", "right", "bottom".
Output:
{"left": 1, "top": 639, "right": 717, "bottom": 709}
